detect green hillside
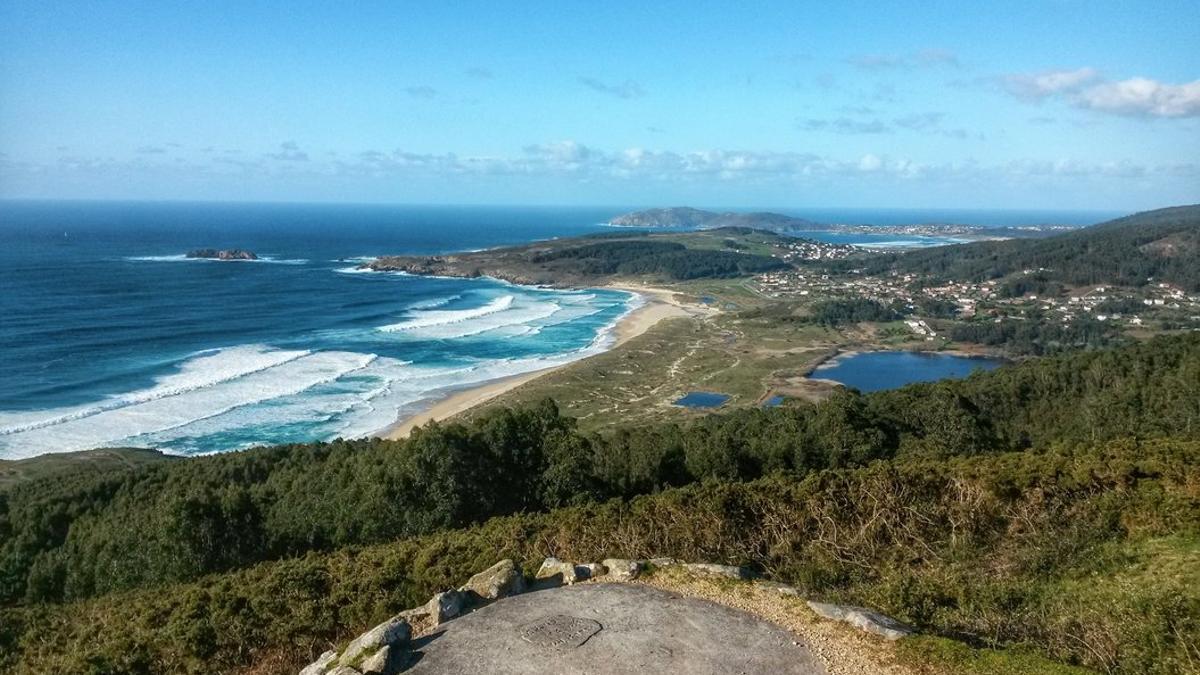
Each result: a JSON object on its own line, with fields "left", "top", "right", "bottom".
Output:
{"left": 0, "top": 448, "right": 174, "bottom": 492}
{"left": 2, "top": 437, "right": 1195, "bottom": 674}
{"left": 861, "top": 205, "right": 1200, "bottom": 291}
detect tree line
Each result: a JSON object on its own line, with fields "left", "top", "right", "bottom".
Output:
{"left": 834, "top": 205, "right": 1200, "bottom": 292}
{"left": 529, "top": 239, "right": 789, "bottom": 279}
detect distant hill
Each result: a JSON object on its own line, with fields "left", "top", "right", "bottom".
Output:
{"left": 610, "top": 207, "right": 825, "bottom": 231}
{"left": 366, "top": 229, "right": 791, "bottom": 285}
{"left": 870, "top": 204, "right": 1200, "bottom": 291}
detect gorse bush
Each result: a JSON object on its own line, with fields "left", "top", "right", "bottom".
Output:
{"left": 1, "top": 439, "right": 1195, "bottom": 674}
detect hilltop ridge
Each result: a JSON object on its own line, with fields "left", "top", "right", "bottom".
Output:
{"left": 861, "top": 204, "right": 1200, "bottom": 291}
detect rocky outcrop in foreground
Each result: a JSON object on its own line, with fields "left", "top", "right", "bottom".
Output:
{"left": 186, "top": 248, "right": 258, "bottom": 260}
{"left": 298, "top": 555, "right": 912, "bottom": 674}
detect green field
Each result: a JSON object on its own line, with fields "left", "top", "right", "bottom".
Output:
{"left": 461, "top": 302, "right": 846, "bottom": 432}
{"left": 0, "top": 448, "right": 174, "bottom": 491}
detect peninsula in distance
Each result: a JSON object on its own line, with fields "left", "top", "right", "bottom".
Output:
{"left": 2, "top": 3, "right": 1198, "bottom": 675}
{"left": 609, "top": 206, "right": 1074, "bottom": 238}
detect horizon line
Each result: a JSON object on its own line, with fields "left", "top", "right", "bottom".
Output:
{"left": 0, "top": 196, "right": 1137, "bottom": 215}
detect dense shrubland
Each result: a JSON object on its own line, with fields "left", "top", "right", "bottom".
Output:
{"left": 805, "top": 298, "right": 903, "bottom": 326}
{"left": 947, "top": 315, "right": 1125, "bottom": 355}
{"left": 528, "top": 239, "right": 788, "bottom": 279}
{"left": 1, "top": 438, "right": 1196, "bottom": 674}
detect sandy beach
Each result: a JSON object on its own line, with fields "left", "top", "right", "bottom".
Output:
{"left": 380, "top": 284, "right": 703, "bottom": 439}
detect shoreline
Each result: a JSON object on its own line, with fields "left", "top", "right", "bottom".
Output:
{"left": 378, "top": 283, "right": 701, "bottom": 440}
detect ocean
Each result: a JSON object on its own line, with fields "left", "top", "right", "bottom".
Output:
{"left": 0, "top": 202, "right": 635, "bottom": 458}
{"left": 0, "top": 201, "right": 1120, "bottom": 459}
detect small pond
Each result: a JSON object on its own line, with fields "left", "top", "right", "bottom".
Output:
{"left": 812, "top": 351, "right": 1004, "bottom": 392}
{"left": 674, "top": 391, "right": 731, "bottom": 408}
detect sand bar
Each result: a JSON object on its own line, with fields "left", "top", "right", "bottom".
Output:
{"left": 379, "top": 284, "right": 705, "bottom": 440}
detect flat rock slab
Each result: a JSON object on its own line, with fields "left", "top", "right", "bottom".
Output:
{"left": 404, "top": 583, "right": 825, "bottom": 674}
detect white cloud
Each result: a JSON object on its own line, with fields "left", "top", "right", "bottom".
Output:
{"left": 8, "top": 142, "right": 1197, "bottom": 198}
{"left": 1000, "top": 68, "right": 1200, "bottom": 118}
{"left": 858, "top": 154, "right": 883, "bottom": 172}
{"left": 1001, "top": 68, "right": 1100, "bottom": 101}
{"left": 799, "top": 117, "right": 891, "bottom": 134}
{"left": 1074, "top": 78, "right": 1200, "bottom": 118}
{"left": 847, "top": 49, "right": 958, "bottom": 70}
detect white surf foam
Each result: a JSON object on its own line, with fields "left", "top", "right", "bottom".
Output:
{"left": 0, "top": 345, "right": 311, "bottom": 436}
{"left": 125, "top": 254, "right": 308, "bottom": 264}
{"left": 0, "top": 348, "right": 375, "bottom": 458}
{"left": 407, "top": 294, "right": 462, "bottom": 310}
{"left": 378, "top": 295, "right": 515, "bottom": 332}
{"left": 333, "top": 266, "right": 375, "bottom": 274}
{"left": 399, "top": 299, "right": 564, "bottom": 339}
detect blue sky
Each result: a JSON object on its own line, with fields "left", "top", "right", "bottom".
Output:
{"left": 1, "top": 0, "right": 1197, "bottom": 209}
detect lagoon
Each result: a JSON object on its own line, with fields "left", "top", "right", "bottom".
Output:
{"left": 812, "top": 351, "right": 1003, "bottom": 392}
{"left": 674, "top": 392, "right": 731, "bottom": 408}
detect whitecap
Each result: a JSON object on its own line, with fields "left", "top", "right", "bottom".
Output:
{"left": 407, "top": 294, "right": 462, "bottom": 310}
{"left": 0, "top": 347, "right": 376, "bottom": 458}
{"left": 378, "top": 295, "right": 515, "bottom": 332}
{"left": 0, "top": 345, "right": 310, "bottom": 436}
{"left": 124, "top": 254, "right": 308, "bottom": 264}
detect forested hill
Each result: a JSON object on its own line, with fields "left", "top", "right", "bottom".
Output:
{"left": 365, "top": 229, "right": 791, "bottom": 285}
{"left": 865, "top": 204, "right": 1200, "bottom": 291}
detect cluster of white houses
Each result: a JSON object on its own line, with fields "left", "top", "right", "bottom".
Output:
{"left": 775, "top": 239, "right": 859, "bottom": 262}
{"left": 755, "top": 269, "right": 1200, "bottom": 330}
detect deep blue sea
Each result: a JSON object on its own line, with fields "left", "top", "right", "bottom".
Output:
{"left": 0, "top": 201, "right": 1113, "bottom": 458}
{"left": 0, "top": 202, "right": 636, "bottom": 458}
